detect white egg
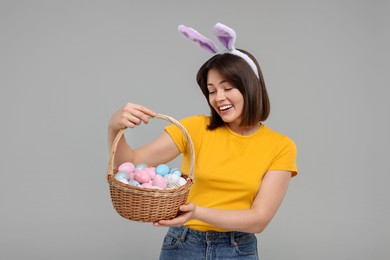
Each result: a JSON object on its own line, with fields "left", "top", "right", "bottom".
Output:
{"left": 167, "top": 183, "right": 181, "bottom": 189}
{"left": 118, "top": 179, "right": 129, "bottom": 184}
{"left": 164, "top": 173, "right": 180, "bottom": 185}
{"left": 128, "top": 180, "right": 141, "bottom": 187}
{"left": 178, "top": 177, "right": 187, "bottom": 186}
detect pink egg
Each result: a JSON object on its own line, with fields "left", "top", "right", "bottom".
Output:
{"left": 142, "top": 182, "right": 153, "bottom": 188}
{"left": 152, "top": 174, "right": 167, "bottom": 189}
{"left": 144, "top": 167, "right": 156, "bottom": 178}
{"left": 118, "top": 162, "right": 135, "bottom": 173}
{"left": 134, "top": 170, "right": 151, "bottom": 184}
{"left": 128, "top": 172, "right": 135, "bottom": 181}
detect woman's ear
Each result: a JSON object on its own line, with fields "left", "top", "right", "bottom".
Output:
{"left": 178, "top": 25, "right": 218, "bottom": 54}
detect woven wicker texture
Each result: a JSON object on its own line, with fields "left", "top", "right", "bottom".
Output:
{"left": 107, "top": 114, "right": 195, "bottom": 222}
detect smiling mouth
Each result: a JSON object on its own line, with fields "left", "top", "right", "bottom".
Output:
{"left": 219, "top": 104, "right": 234, "bottom": 112}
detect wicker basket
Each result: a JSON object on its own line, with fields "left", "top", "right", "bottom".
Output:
{"left": 106, "top": 114, "right": 195, "bottom": 222}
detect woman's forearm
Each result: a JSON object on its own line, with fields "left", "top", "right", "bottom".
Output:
{"left": 107, "top": 127, "right": 135, "bottom": 168}
{"left": 155, "top": 171, "right": 291, "bottom": 233}
{"left": 107, "top": 103, "right": 157, "bottom": 168}
{"left": 193, "top": 206, "right": 268, "bottom": 233}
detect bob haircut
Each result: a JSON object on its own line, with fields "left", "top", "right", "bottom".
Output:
{"left": 196, "top": 49, "right": 270, "bottom": 130}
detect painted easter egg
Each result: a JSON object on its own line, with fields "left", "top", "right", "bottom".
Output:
{"left": 169, "top": 167, "right": 180, "bottom": 173}
{"left": 152, "top": 174, "right": 167, "bottom": 189}
{"left": 128, "top": 180, "right": 141, "bottom": 187}
{"left": 164, "top": 173, "right": 180, "bottom": 185}
{"left": 155, "top": 164, "right": 170, "bottom": 176}
{"left": 144, "top": 167, "right": 156, "bottom": 179}
{"left": 169, "top": 167, "right": 182, "bottom": 177}
{"left": 142, "top": 182, "right": 153, "bottom": 189}
{"left": 118, "top": 179, "right": 129, "bottom": 184}
{"left": 134, "top": 170, "right": 151, "bottom": 184}
{"left": 166, "top": 183, "right": 181, "bottom": 189}
{"left": 118, "top": 162, "right": 135, "bottom": 173}
{"left": 128, "top": 171, "right": 135, "bottom": 181}
{"left": 171, "top": 170, "right": 182, "bottom": 177}
{"left": 178, "top": 177, "right": 187, "bottom": 186}
{"left": 135, "top": 163, "right": 148, "bottom": 172}
{"left": 114, "top": 171, "right": 129, "bottom": 181}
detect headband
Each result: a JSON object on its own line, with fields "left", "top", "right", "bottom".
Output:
{"left": 178, "top": 23, "right": 259, "bottom": 78}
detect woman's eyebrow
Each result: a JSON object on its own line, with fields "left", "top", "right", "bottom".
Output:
{"left": 207, "top": 80, "right": 227, "bottom": 86}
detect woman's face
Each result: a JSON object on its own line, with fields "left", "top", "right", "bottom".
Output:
{"left": 207, "top": 69, "right": 244, "bottom": 127}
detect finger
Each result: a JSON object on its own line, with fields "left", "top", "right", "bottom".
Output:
{"left": 179, "top": 205, "right": 190, "bottom": 212}
{"left": 127, "top": 114, "right": 143, "bottom": 126}
{"left": 135, "top": 104, "right": 156, "bottom": 117}
{"left": 152, "top": 222, "right": 171, "bottom": 227}
{"left": 127, "top": 103, "right": 156, "bottom": 118}
{"left": 132, "top": 109, "right": 152, "bottom": 125}
{"left": 179, "top": 203, "right": 194, "bottom": 212}
{"left": 124, "top": 106, "right": 154, "bottom": 125}
{"left": 121, "top": 118, "right": 137, "bottom": 129}
{"left": 156, "top": 219, "right": 179, "bottom": 227}
{"left": 156, "top": 215, "right": 186, "bottom": 226}
{"left": 121, "top": 109, "right": 146, "bottom": 126}
{"left": 119, "top": 114, "right": 141, "bottom": 129}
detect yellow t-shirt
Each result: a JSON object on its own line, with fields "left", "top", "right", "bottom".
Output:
{"left": 165, "top": 114, "right": 297, "bottom": 232}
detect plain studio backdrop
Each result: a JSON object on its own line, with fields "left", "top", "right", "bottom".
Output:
{"left": 1, "top": 1, "right": 389, "bottom": 259}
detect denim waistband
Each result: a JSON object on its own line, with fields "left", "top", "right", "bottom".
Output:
{"left": 168, "top": 226, "right": 255, "bottom": 246}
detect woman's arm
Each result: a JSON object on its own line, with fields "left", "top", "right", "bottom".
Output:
{"left": 108, "top": 103, "right": 181, "bottom": 167}
{"left": 154, "top": 170, "right": 292, "bottom": 233}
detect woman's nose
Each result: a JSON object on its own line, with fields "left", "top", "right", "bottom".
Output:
{"left": 216, "top": 90, "right": 226, "bottom": 101}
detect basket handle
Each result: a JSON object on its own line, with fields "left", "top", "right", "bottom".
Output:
{"left": 107, "top": 113, "right": 195, "bottom": 182}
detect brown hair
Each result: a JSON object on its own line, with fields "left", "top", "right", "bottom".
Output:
{"left": 196, "top": 49, "right": 270, "bottom": 130}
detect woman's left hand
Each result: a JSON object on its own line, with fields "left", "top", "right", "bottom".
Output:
{"left": 153, "top": 203, "right": 197, "bottom": 227}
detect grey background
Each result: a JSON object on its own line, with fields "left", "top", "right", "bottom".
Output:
{"left": 1, "top": 1, "right": 389, "bottom": 259}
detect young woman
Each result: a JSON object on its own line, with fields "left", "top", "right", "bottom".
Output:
{"left": 108, "top": 24, "right": 297, "bottom": 260}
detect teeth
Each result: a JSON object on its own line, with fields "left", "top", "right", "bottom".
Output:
{"left": 220, "top": 105, "right": 233, "bottom": 111}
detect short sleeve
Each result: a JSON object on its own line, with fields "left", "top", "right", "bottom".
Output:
{"left": 164, "top": 115, "right": 206, "bottom": 154}
{"left": 269, "top": 136, "right": 298, "bottom": 177}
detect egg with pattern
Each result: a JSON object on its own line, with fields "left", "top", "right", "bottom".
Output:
{"left": 134, "top": 170, "right": 151, "bottom": 184}
{"left": 152, "top": 174, "right": 167, "bottom": 189}
{"left": 114, "top": 171, "right": 129, "bottom": 181}
{"left": 118, "top": 162, "right": 135, "bottom": 174}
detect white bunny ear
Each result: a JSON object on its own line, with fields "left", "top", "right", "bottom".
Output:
{"left": 213, "top": 23, "right": 236, "bottom": 51}
{"left": 178, "top": 25, "right": 219, "bottom": 54}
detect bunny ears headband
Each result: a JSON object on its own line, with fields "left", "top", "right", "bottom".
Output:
{"left": 178, "top": 23, "right": 259, "bottom": 78}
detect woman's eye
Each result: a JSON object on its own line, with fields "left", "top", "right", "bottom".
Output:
{"left": 208, "top": 91, "right": 216, "bottom": 95}
{"left": 225, "top": 88, "right": 233, "bottom": 91}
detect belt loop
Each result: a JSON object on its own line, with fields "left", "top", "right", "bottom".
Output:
{"left": 230, "top": 232, "right": 237, "bottom": 246}
{"left": 179, "top": 226, "right": 189, "bottom": 242}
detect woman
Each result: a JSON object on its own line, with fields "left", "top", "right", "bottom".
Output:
{"left": 108, "top": 24, "right": 297, "bottom": 260}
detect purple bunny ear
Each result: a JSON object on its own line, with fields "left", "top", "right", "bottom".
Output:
{"left": 213, "top": 23, "right": 236, "bottom": 51}
{"left": 178, "top": 25, "right": 218, "bottom": 54}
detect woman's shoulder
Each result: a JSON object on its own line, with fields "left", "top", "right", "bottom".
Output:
{"left": 180, "top": 114, "right": 210, "bottom": 127}
{"left": 261, "top": 124, "right": 296, "bottom": 146}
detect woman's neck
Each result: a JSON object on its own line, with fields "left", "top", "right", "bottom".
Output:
{"left": 227, "top": 122, "right": 261, "bottom": 136}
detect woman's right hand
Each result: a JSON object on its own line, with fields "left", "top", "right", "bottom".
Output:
{"left": 107, "top": 102, "right": 179, "bottom": 167}
{"left": 108, "top": 103, "right": 156, "bottom": 131}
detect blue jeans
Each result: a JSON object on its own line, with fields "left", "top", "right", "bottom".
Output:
{"left": 159, "top": 226, "right": 259, "bottom": 260}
